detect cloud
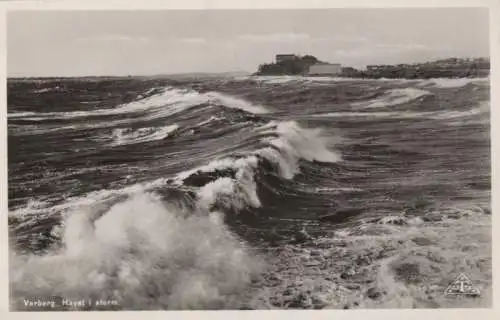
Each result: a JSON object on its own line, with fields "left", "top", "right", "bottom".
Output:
{"left": 177, "top": 37, "right": 207, "bottom": 44}
{"left": 322, "top": 35, "right": 369, "bottom": 43}
{"left": 330, "top": 42, "right": 429, "bottom": 59}
{"left": 75, "top": 34, "right": 150, "bottom": 44}
{"left": 332, "top": 49, "right": 368, "bottom": 57}
{"left": 236, "top": 33, "right": 372, "bottom": 45}
{"left": 375, "top": 43, "right": 428, "bottom": 50}
{"left": 237, "top": 33, "right": 311, "bottom": 43}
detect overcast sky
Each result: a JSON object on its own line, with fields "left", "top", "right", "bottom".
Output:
{"left": 8, "top": 8, "right": 490, "bottom": 77}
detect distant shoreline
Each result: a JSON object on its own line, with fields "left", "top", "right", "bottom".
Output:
{"left": 252, "top": 70, "right": 490, "bottom": 79}
{"left": 253, "top": 56, "right": 490, "bottom": 79}
{"left": 249, "top": 74, "right": 490, "bottom": 80}
{"left": 6, "top": 72, "right": 251, "bottom": 82}
{"left": 7, "top": 74, "right": 490, "bottom": 82}
{"left": 7, "top": 57, "right": 490, "bottom": 82}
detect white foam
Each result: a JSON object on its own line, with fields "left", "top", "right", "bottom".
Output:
{"left": 311, "top": 111, "right": 429, "bottom": 119}
{"left": 247, "top": 76, "right": 303, "bottom": 85}
{"left": 194, "top": 116, "right": 225, "bottom": 128}
{"left": 8, "top": 177, "right": 170, "bottom": 218}
{"left": 178, "top": 120, "right": 340, "bottom": 181}
{"left": 313, "top": 99, "right": 490, "bottom": 122}
{"left": 11, "top": 192, "right": 263, "bottom": 309}
{"left": 314, "top": 187, "right": 364, "bottom": 193}
{"left": 255, "top": 121, "right": 340, "bottom": 178}
{"left": 197, "top": 172, "right": 260, "bottom": 212}
{"left": 108, "top": 124, "right": 179, "bottom": 146}
{"left": 352, "top": 88, "right": 432, "bottom": 109}
{"left": 419, "top": 77, "right": 489, "bottom": 88}
{"left": 205, "top": 91, "right": 269, "bottom": 114}
{"left": 252, "top": 202, "right": 491, "bottom": 309}
{"left": 9, "top": 120, "right": 343, "bottom": 308}
{"left": 8, "top": 111, "right": 38, "bottom": 118}
{"left": 176, "top": 156, "right": 260, "bottom": 182}
{"left": 431, "top": 100, "right": 490, "bottom": 120}
{"left": 32, "top": 88, "right": 54, "bottom": 93}
{"left": 174, "top": 121, "right": 340, "bottom": 210}
{"left": 269, "top": 121, "right": 341, "bottom": 164}
{"left": 7, "top": 87, "right": 206, "bottom": 121}
{"left": 366, "top": 210, "right": 491, "bottom": 308}
{"left": 10, "top": 87, "right": 268, "bottom": 132}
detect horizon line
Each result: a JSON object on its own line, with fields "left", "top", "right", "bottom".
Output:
{"left": 7, "top": 55, "right": 490, "bottom": 79}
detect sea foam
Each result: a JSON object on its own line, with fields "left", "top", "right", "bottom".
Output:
{"left": 10, "top": 191, "right": 263, "bottom": 310}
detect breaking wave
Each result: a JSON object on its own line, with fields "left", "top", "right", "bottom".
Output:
{"left": 418, "top": 77, "right": 489, "bottom": 88}
{"left": 312, "top": 100, "right": 489, "bottom": 122}
{"left": 10, "top": 192, "right": 263, "bottom": 310}
{"left": 8, "top": 86, "right": 268, "bottom": 122}
{"left": 9, "top": 117, "right": 341, "bottom": 309}
{"left": 351, "top": 88, "right": 432, "bottom": 109}
{"left": 8, "top": 75, "right": 491, "bottom": 310}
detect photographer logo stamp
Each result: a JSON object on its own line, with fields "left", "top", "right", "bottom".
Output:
{"left": 444, "top": 273, "right": 480, "bottom": 297}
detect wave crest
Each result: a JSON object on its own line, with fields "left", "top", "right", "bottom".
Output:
{"left": 10, "top": 192, "right": 263, "bottom": 310}
{"left": 106, "top": 125, "right": 179, "bottom": 146}
{"left": 178, "top": 121, "right": 340, "bottom": 212}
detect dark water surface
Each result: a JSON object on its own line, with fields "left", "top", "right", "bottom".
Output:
{"left": 8, "top": 75, "right": 491, "bottom": 310}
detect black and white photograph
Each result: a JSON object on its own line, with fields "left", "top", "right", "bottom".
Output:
{"left": 4, "top": 3, "right": 495, "bottom": 313}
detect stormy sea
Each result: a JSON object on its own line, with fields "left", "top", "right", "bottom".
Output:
{"left": 7, "top": 75, "right": 491, "bottom": 310}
